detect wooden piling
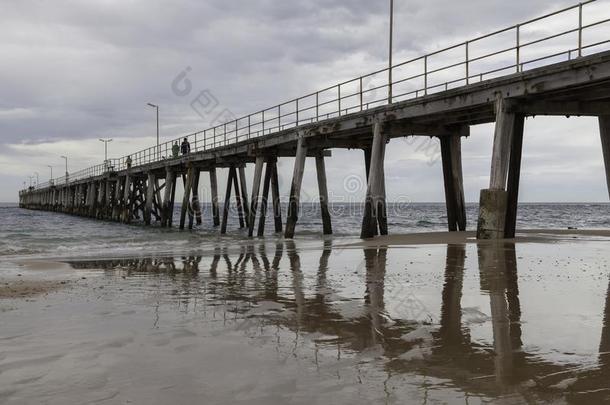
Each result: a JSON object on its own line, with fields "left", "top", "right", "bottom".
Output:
{"left": 168, "top": 171, "right": 177, "bottom": 228}
{"left": 248, "top": 156, "right": 265, "bottom": 237}
{"left": 238, "top": 166, "right": 250, "bottom": 227}
{"left": 122, "top": 174, "right": 132, "bottom": 223}
{"left": 285, "top": 137, "right": 308, "bottom": 239}
{"left": 209, "top": 167, "right": 220, "bottom": 227}
{"left": 440, "top": 135, "right": 467, "bottom": 232}
{"left": 257, "top": 158, "right": 273, "bottom": 237}
{"left": 490, "top": 96, "right": 516, "bottom": 190}
{"left": 600, "top": 116, "right": 610, "bottom": 199}
{"left": 504, "top": 114, "right": 525, "bottom": 238}
{"left": 180, "top": 166, "right": 194, "bottom": 230}
{"left": 145, "top": 172, "right": 154, "bottom": 225}
{"left": 190, "top": 169, "right": 202, "bottom": 228}
{"left": 270, "top": 160, "right": 283, "bottom": 233}
{"left": 232, "top": 166, "right": 246, "bottom": 228}
{"left": 221, "top": 166, "right": 236, "bottom": 234}
{"left": 161, "top": 169, "right": 176, "bottom": 227}
{"left": 360, "top": 122, "right": 387, "bottom": 239}
{"left": 315, "top": 154, "right": 332, "bottom": 235}
{"left": 477, "top": 96, "right": 516, "bottom": 239}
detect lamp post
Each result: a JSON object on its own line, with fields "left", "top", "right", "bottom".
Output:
{"left": 147, "top": 103, "right": 159, "bottom": 160}
{"left": 99, "top": 138, "right": 112, "bottom": 171}
{"left": 34, "top": 171, "right": 39, "bottom": 188}
{"left": 388, "top": 0, "right": 394, "bottom": 104}
{"left": 47, "top": 165, "right": 53, "bottom": 181}
{"left": 61, "top": 155, "right": 68, "bottom": 184}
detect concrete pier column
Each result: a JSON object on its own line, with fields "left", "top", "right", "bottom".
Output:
{"left": 599, "top": 116, "right": 610, "bottom": 199}
{"left": 285, "top": 136, "right": 308, "bottom": 239}
{"left": 209, "top": 168, "right": 220, "bottom": 227}
{"left": 315, "top": 153, "right": 332, "bottom": 235}
{"left": 440, "top": 135, "right": 467, "bottom": 232}
{"left": 477, "top": 96, "right": 522, "bottom": 239}
{"left": 248, "top": 156, "right": 265, "bottom": 237}
{"left": 360, "top": 121, "right": 387, "bottom": 239}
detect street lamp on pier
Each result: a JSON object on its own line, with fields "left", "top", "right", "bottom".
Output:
{"left": 61, "top": 155, "right": 68, "bottom": 184}
{"left": 388, "top": 0, "right": 394, "bottom": 104}
{"left": 147, "top": 103, "right": 160, "bottom": 160}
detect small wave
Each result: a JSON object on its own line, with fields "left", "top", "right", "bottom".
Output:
{"left": 415, "top": 220, "right": 438, "bottom": 227}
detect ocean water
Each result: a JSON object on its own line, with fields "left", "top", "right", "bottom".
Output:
{"left": 1, "top": 202, "right": 609, "bottom": 259}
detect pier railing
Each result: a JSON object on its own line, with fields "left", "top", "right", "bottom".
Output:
{"left": 28, "top": 0, "right": 610, "bottom": 191}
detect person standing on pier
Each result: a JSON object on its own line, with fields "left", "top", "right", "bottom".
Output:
{"left": 126, "top": 155, "right": 132, "bottom": 169}
{"left": 181, "top": 138, "right": 191, "bottom": 156}
{"left": 172, "top": 141, "right": 180, "bottom": 158}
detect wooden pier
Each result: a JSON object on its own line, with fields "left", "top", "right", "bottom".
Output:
{"left": 18, "top": 2, "right": 610, "bottom": 239}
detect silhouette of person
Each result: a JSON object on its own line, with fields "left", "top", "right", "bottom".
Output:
{"left": 181, "top": 138, "right": 191, "bottom": 155}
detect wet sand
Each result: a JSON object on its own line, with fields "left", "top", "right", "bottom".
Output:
{"left": 346, "top": 229, "right": 610, "bottom": 247}
{"left": 0, "top": 261, "right": 75, "bottom": 299}
{"left": 1, "top": 230, "right": 609, "bottom": 404}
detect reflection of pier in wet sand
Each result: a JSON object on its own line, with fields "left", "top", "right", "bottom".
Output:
{"left": 67, "top": 241, "right": 610, "bottom": 402}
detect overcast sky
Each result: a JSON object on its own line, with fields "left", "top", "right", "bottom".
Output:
{"left": 2, "top": 0, "right": 609, "bottom": 203}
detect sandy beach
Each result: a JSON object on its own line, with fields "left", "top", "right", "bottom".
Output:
{"left": 1, "top": 229, "right": 609, "bottom": 404}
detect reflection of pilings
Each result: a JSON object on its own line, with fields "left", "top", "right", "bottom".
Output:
{"left": 440, "top": 244, "right": 466, "bottom": 345}
{"left": 316, "top": 240, "right": 332, "bottom": 302}
{"left": 600, "top": 278, "right": 610, "bottom": 369}
{"left": 478, "top": 242, "right": 521, "bottom": 388}
{"left": 286, "top": 241, "right": 305, "bottom": 328}
{"left": 364, "top": 247, "right": 387, "bottom": 345}
{"left": 67, "top": 256, "right": 202, "bottom": 273}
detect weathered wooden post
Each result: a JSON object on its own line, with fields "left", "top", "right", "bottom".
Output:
{"left": 315, "top": 153, "right": 332, "bottom": 235}
{"left": 209, "top": 167, "right": 220, "bottom": 227}
{"left": 504, "top": 114, "right": 525, "bottom": 238}
{"left": 440, "top": 135, "right": 467, "bottom": 232}
{"left": 88, "top": 181, "right": 98, "bottom": 217}
{"left": 180, "top": 166, "right": 194, "bottom": 230}
{"left": 232, "top": 166, "right": 246, "bottom": 228}
{"left": 361, "top": 121, "right": 387, "bottom": 239}
{"left": 248, "top": 157, "right": 265, "bottom": 237}
{"left": 477, "top": 95, "right": 523, "bottom": 239}
{"left": 221, "top": 166, "right": 236, "bottom": 234}
{"left": 238, "top": 166, "right": 250, "bottom": 228}
{"left": 122, "top": 174, "right": 132, "bottom": 223}
{"left": 145, "top": 172, "right": 155, "bottom": 225}
{"left": 284, "top": 136, "right": 308, "bottom": 238}
{"left": 257, "top": 157, "right": 274, "bottom": 237}
{"left": 161, "top": 169, "right": 176, "bottom": 227}
{"left": 191, "top": 169, "right": 202, "bottom": 227}
{"left": 600, "top": 116, "right": 610, "bottom": 199}
{"left": 112, "top": 177, "right": 122, "bottom": 222}
{"left": 270, "top": 159, "right": 283, "bottom": 233}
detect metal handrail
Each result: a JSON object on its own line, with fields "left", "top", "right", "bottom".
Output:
{"left": 24, "top": 0, "right": 610, "bottom": 191}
